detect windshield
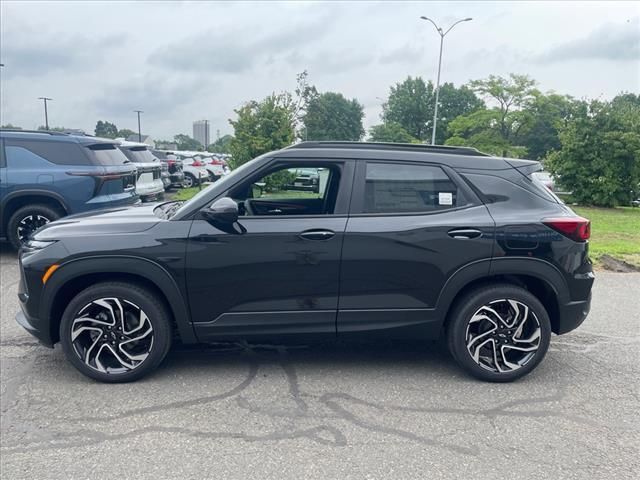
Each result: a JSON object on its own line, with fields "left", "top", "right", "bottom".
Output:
{"left": 170, "top": 159, "right": 257, "bottom": 219}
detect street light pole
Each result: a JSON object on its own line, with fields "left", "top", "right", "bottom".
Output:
{"left": 134, "top": 110, "right": 143, "bottom": 142}
{"left": 38, "top": 97, "right": 52, "bottom": 130}
{"left": 420, "top": 16, "right": 472, "bottom": 145}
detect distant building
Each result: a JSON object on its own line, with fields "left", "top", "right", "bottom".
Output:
{"left": 126, "top": 134, "right": 155, "bottom": 147}
{"left": 193, "top": 120, "right": 210, "bottom": 148}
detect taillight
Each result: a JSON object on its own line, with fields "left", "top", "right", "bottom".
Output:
{"left": 543, "top": 217, "right": 591, "bottom": 242}
{"left": 192, "top": 160, "right": 203, "bottom": 166}
{"left": 167, "top": 160, "right": 175, "bottom": 167}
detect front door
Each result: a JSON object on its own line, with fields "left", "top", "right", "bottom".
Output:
{"left": 186, "top": 159, "right": 354, "bottom": 341}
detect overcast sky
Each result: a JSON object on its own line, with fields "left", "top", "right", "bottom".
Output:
{"left": 1, "top": 1, "right": 638, "bottom": 140}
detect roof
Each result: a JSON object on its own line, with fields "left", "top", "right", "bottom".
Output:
{"left": 276, "top": 141, "right": 537, "bottom": 171}
{"left": 0, "top": 129, "right": 118, "bottom": 146}
{"left": 126, "top": 134, "right": 152, "bottom": 143}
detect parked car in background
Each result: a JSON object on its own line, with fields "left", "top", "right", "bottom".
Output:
{"left": 151, "top": 149, "right": 185, "bottom": 189}
{"left": 117, "top": 141, "right": 164, "bottom": 201}
{"left": 200, "top": 154, "right": 226, "bottom": 181}
{"left": 287, "top": 167, "right": 320, "bottom": 192}
{"left": 0, "top": 129, "right": 138, "bottom": 249}
{"left": 175, "top": 154, "right": 208, "bottom": 188}
{"left": 15, "top": 142, "right": 593, "bottom": 383}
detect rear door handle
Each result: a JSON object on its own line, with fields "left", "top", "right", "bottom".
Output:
{"left": 299, "top": 229, "right": 335, "bottom": 241}
{"left": 447, "top": 228, "right": 482, "bottom": 239}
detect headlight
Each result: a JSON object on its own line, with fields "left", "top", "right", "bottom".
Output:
{"left": 25, "top": 240, "right": 57, "bottom": 250}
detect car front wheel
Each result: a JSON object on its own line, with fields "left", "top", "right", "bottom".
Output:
{"left": 183, "top": 172, "right": 196, "bottom": 188}
{"left": 60, "top": 282, "right": 172, "bottom": 383}
{"left": 446, "top": 284, "right": 551, "bottom": 382}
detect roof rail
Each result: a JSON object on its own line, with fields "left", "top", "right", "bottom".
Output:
{"left": 287, "top": 141, "right": 489, "bottom": 157}
{"left": 0, "top": 128, "right": 69, "bottom": 136}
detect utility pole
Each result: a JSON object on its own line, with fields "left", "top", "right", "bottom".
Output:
{"left": 420, "top": 16, "right": 472, "bottom": 145}
{"left": 38, "top": 97, "right": 52, "bottom": 130}
{"left": 134, "top": 110, "right": 143, "bottom": 142}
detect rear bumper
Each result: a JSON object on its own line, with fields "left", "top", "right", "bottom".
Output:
{"left": 555, "top": 291, "right": 592, "bottom": 335}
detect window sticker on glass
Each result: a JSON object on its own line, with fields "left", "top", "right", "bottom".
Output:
{"left": 439, "top": 192, "right": 453, "bottom": 206}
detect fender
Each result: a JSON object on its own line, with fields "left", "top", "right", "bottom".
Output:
{"left": 40, "top": 255, "right": 197, "bottom": 344}
{"left": 434, "top": 256, "right": 568, "bottom": 317}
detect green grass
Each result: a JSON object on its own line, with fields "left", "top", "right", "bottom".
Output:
{"left": 573, "top": 206, "right": 640, "bottom": 267}
{"left": 171, "top": 187, "right": 202, "bottom": 201}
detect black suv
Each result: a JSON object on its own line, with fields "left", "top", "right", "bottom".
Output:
{"left": 16, "top": 142, "right": 594, "bottom": 383}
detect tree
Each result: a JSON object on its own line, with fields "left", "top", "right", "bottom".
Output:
{"left": 382, "top": 76, "right": 483, "bottom": 143}
{"left": 520, "top": 93, "right": 577, "bottom": 160}
{"left": 229, "top": 93, "right": 295, "bottom": 167}
{"left": 368, "top": 122, "right": 418, "bottom": 143}
{"left": 446, "top": 73, "right": 537, "bottom": 157}
{"left": 173, "top": 134, "right": 203, "bottom": 151}
{"left": 208, "top": 134, "right": 233, "bottom": 153}
{"left": 303, "top": 92, "right": 364, "bottom": 141}
{"left": 546, "top": 96, "right": 640, "bottom": 207}
{"left": 383, "top": 76, "right": 433, "bottom": 140}
{"left": 117, "top": 128, "right": 136, "bottom": 139}
{"left": 37, "top": 125, "right": 67, "bottom": 132}
{"left": 95, "top": 120, "right": 119, "bottom": 138}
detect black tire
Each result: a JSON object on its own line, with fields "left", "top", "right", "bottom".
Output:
{"left": 183, "top": 172, "right": 196, "bottom": 188}
{"left": 7, "top": 204, "right": 61, "bottom": 250}
{"left": 59, "top": 282, "right": 172, "bottom": 383}
{"left": 446, "top": 284, "right": 551, "bottom": 382}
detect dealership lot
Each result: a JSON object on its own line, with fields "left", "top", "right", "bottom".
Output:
{"left": 1, "top": 246, "right": 638, "bottom": 479}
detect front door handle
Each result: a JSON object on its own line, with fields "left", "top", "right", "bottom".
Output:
{"left": 299, "top": 229, "right": 335, "bottom": 241}
{"left": 447, "top": 228, "right": 482, "bottom": 239}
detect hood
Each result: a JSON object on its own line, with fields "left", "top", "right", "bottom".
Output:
{"left": 33, "top": 204, "right": 162, "bottom": 241}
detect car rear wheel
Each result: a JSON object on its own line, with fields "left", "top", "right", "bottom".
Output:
{"left": 183, "top": 172, "right": 196, "bottom": 188}
{"left": 60, "top": 282, "right": 172, "bottom": 383}
{"left": 446, "top": 284, "right": 551, "bottom": 382}
{"left": 7, "top": 204, "right": 61, "bottom": 249}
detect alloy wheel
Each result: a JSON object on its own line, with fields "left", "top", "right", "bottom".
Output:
{"left": 465, "top": 299, "right": 541, "bottom": 373}
{"left": 183, "top": 175, "right": 194, "bottom": 188}
{"left": 17, "top": 214, "right": 50, "bottom": 244}
{"left": 70, "top": 297, "right": 154, "bottom": 374}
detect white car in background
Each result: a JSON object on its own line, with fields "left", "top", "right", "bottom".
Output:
{"left": 200, "top": 154, "right": 227, "bottom": 181}
{"left": 117, "top": 141, "right": 165, "bottom": 201}
{"left": 175, "top": 153, "right": 209, "bottom": 188}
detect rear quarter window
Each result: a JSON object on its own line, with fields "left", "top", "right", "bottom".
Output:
{"left": 4, "top": 139, "right": 90, "bottom": 166}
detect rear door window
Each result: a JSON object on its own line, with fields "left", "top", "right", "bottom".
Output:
{"left": 362, "top": 162, "right": 463, "bottom": 214}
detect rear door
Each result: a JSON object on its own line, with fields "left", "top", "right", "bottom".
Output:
{"left": 337, "top": 160, "right": 495, "bottom": 337}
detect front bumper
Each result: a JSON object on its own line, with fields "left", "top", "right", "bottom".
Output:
{"left": 16, "top": 309, "right": 54, "bottom": 347}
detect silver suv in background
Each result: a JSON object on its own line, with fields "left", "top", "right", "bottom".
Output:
{"left": 117, "top": 141, "right": 165, "bottom": 201}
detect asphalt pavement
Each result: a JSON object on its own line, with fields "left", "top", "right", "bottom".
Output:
{"left": 1, "top": 245, "right": 638, "bottom": 479}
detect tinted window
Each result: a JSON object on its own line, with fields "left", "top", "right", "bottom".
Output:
{"left": 6, "top": 146, "right": 54, "bottom": 168}
{"left": 364, "top": 163, "right": 460, "bottom": 213}
{"left": 86, "top": 143, "right": 130, "bottom": 165}
{"left": 4, "top": 139, "right": 89, "bottom": 165}
{"left": 120, "top": 147, "right": 158, "bottom": 163}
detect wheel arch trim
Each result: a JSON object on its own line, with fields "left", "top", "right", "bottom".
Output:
{"left": 41, "top": 255, "right": 197, "bottom": 344}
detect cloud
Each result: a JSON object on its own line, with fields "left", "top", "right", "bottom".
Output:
{"left": 0, "top": 32, "right": 127, "bottom": 77}
{"left": 148, "top": 18, "right": 331, "bottom": 74}
{"left": 536, "top": 20, "right": 640, "bottom": 63}
{"left": 379, "top": 44, "right": 425, "bottom": 65}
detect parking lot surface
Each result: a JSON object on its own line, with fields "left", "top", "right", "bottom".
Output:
{"left": 1, "top": 246, "right": 638, "bottom": 479}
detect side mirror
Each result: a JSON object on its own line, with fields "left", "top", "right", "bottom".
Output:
{"left": 203, "top": 197, "right": 238, "bottom": 224}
